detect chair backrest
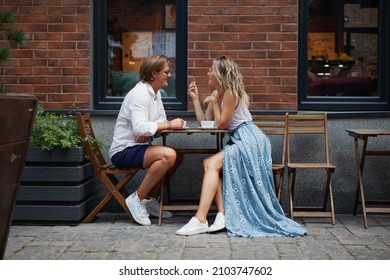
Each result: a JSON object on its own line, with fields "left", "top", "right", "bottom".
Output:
{"left": 287, "top": 113, "right": 330, "bottom": 164}
{"left": 252, "top": 113, "right": 288, "bottom": 166}
{"left": 75, "top": 112, "right": 108, "bottom": 171}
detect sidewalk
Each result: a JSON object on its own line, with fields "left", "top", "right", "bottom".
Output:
{"left": 4, "top": 213, "right": 390, "bottom": 260}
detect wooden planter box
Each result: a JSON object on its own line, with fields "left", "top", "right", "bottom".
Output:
{"left": 13, "top": 147, "right": 95, "bottom": 224}
{"left": 0, "top": 94, "right": 37, "bottom": 259}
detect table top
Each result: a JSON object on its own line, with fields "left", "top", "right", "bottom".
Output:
{"left": 346, "top": 129, "right": 390, "bottom": 137}
{"left": 159, "top": 127, "right": 229, "bottom": 134}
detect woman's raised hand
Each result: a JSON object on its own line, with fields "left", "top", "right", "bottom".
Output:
{"left": 188, "top": 81, "right": 199, "bottom": 100}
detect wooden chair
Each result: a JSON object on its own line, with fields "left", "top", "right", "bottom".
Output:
{"left": 286, "top": 113, "right": 336, "bottom": 224}
{"left": 252, "top": 113, "right": 288, "bottom": 202}
{"left": 75, "top": 113, "right": 139, "bottom": 223}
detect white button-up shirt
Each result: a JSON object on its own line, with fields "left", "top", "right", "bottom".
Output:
{"left": 109, "top": 81, "right": 167, "bottom": 159}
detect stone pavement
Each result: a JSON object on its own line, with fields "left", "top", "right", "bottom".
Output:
{"left": 4, "top": 213, "right": 390, "bottom": 260}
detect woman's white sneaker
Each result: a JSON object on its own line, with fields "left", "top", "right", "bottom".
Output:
{"left": 176, "top": 217, "right": 209, "bottom": 236}
{"left": 208, "top": 212, "right": 225, "bottom": 232}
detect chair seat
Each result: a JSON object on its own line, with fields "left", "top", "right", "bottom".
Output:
{"left": 288, "top": 163, "right": 336, "bottom": 169}
{"left": 100, "top": 164, "right": 137, "bottom": 174}
{"left": 272, "top": 164, "right": 285, "bottom": 171}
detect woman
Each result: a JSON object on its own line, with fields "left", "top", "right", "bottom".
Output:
{"left": 176, "top": 55, "right": 307, "bottom": 237}
{"left": 109, "top": 54, "right": 185, "bottom": 226}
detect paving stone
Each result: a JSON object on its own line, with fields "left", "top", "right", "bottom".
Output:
{"left": 3, "top": 213, "right": 390, "bottom": 260}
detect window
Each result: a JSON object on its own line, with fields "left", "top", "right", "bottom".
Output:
{"left": 298, "top": 0, "right": 390, "bottom": 111}
{"left": 93, "top": 0, "right": 188, "bottom": 110}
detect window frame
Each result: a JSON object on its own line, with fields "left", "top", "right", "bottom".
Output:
{"left": 298, "top": 0, "right": 390, "bottom": 111}
{"left": 92, "top": 0, "right": 188, "bottom": 111}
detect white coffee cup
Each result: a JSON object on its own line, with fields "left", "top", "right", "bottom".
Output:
{"left": 201, "top": 121, "right": 215, "bottom": 128}
{"left": 182, "top": 121, "right": 187, "bottom": 128}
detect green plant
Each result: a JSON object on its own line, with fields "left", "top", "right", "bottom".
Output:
{"left": 0, "top": 12, "right": 27, "bottom": 94}
{"left": 30, "top": 105, "right": 82, "bottom": 150}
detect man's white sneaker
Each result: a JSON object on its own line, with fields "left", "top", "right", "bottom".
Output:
{"left": 208, "top": 212, "right": 225, "bottom": 232}
{"left": 143, "top": 197, "right": 173, "bottom": 219}
{"left": 125, "top": 192, "right": 151, "bottom": 226}
{"left": 175, "top": 217, "right": 209, "bottom": 236}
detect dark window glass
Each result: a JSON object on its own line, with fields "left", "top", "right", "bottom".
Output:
{"left": 299, "top": 0, "right": 390, "bottom": 111}
{"left": 93, "top": 0, "right": 187, "bottom": 110}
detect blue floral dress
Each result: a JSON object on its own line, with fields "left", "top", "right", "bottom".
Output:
{"left": 223, "top": 122, "right": 308, "bottom": 238}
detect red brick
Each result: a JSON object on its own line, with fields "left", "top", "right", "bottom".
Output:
{"left": 19, "top": 6, "right": 46, "bottom": 15}
{"left": 62, "top": 67, "right": 89, "bottom": 76}
{"left": 77, "top": 58, "right": 90, "bottom": 67}
{"left": 19, "top": 76, "right": 47, "bottom": 84}
{"left": 62, "top": 50, "right": 89, "bottom": 58}
{"left": 34, "top": 0, "right": 61, "bottom": 5}
{"left": 33, "top": 85, "right": 61, "bottom": 93}
{"left": 62, "top": 85, "right": 89, "bottom": 93}
{"left": 47, "top": 7, "right": 75, "bottom": 15}
{"left": 48, "top": 93, "right": 76, "bottom": 102}
{"left": 33, "top": 67, "right": 62, "bottom": 75}
{"left": 75, "top": 93, "right": 91, "bottom": 102}
{"left": 47, "top": 76, "right": 77, "bottom": 84}
{"left": 4, "top": 67, "right": 33, "bottom": 75}
{"left": 49, "top": 25, "right": 77, "bottom": 33}
{"left": 5, "top": 85, "right": 34, "bottom": 94}
{"left": 62, "top": 33, "right": 89, "bottom": 41}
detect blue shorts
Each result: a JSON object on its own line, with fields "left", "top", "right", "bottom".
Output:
{"left": 111, "top": 145, "right": 149, "bottom": 169}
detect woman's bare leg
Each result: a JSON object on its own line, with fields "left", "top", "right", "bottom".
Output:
{"left": 214, "top": 176, "right": 224, "bottom": 213}
{"left": 194, "top": 151, "right": 223, "bottom": 223}
{"left": 136, "top": 145, "right": 177, "bottom": 200}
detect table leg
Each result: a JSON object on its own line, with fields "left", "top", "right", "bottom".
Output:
{"left": 217, "top": 132, "right": 225, "bottom": 150}
{"left": 162, "top": 135, "right": 172, "bottom": 204}
{"left": 352, "top": 136, "right": 369, "bottom": 228}
{"left": 158, "top": 178, "right": 164, "bottom": 226}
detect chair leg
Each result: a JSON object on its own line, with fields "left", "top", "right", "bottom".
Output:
{"left": 288, "top": 169, "right": 296, "bottom": 219}
{"left": 273, "top": 172, "right": 278, "bottom": 199}
{"left": 329, "top": 182, "right": 335, "bottom": 225}
{"left": 83, "top": 192, "right": 113, "bottom": 223}
{"left": 277, "top": 171, "right": 284, "bottom": 202}
{"left": 322, "top": 170, "right": 335, "bottom": 224}
{"left": 83, "top": 174, "right": 132, "bottom": 223}
{"left": 327, "top": 171, "right": 335, "bottom": 225}
{"left": 322, "top": 170, "right": 332, "bottom": 211}
{"left": 101, "top": 175, "right": 136, "bottom": 223}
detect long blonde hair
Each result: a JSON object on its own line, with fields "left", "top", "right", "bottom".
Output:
{"left": 212, "top": 55, "right": 249, "bottom": 107}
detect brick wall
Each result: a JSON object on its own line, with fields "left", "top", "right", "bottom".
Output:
{"left": 0, "top": 0, "right": 299, "bottom": 111}
{"left": 0, "top": 0, "right": 91, "bottom": 109}
{"left": 188, "top": 0, "right": 299, "bottom": 111}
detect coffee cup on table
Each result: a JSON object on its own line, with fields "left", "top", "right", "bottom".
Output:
{"left": 201, "top": 121, "right": 215, "bottom": 128}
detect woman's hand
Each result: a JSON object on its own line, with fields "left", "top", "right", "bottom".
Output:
{"left": 203, "top": 90, "right": 219, "bottom": 105}
{"left": 188, "top": 81, "right": 199, "bottom": 100}
{"left": 211, "top": 90, "right": 219, "bottom": 98}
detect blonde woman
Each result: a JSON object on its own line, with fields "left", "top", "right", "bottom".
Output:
{"left": 176, "top": 56, "right": 307, "bottom": 237}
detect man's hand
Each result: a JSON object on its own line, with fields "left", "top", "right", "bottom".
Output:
{"left": 135, "top": 135, "right": 150, "bottom": 143}
{"left": 169, "top": 118, "right": 185, "bottom": 130}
